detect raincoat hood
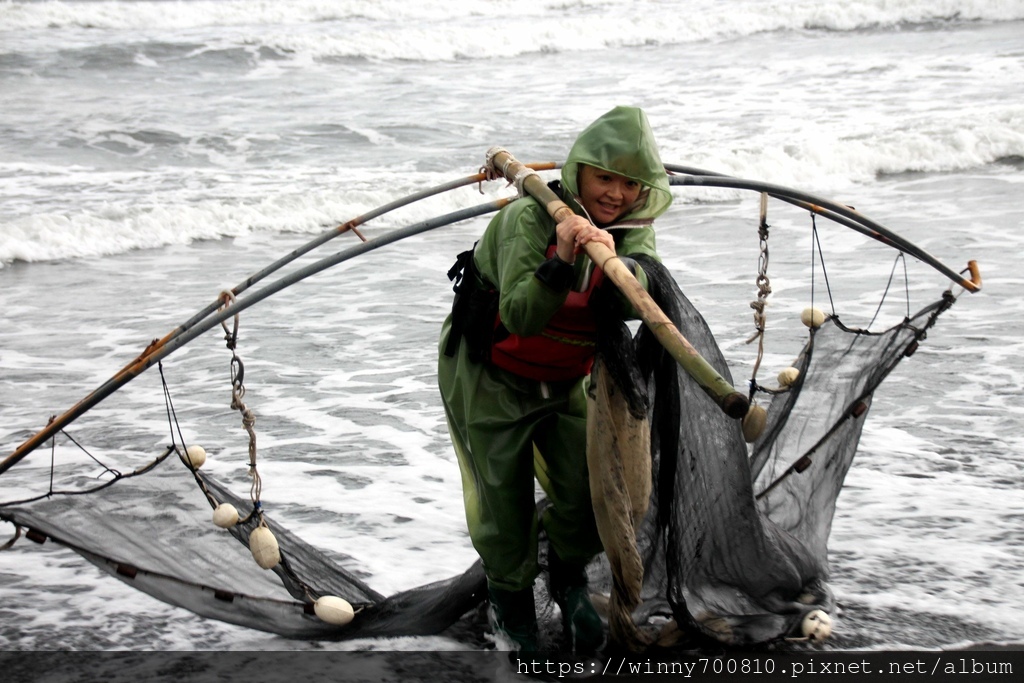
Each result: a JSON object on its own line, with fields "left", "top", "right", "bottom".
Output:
{"left": 561, "top": 106, "right": 673, "bottom": 224}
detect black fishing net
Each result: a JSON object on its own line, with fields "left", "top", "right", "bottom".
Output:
{"left": 615, "top": 256, "right": 953, "bottom": 647}
{"left": 0, "top": 250, "right": 957, "bottom": 651}
{"left": 0, "top": 462, "right": 488, "bottom": 642}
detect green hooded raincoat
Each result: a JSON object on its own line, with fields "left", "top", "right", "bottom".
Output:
{"left": 437, "top": 106, "right": 673, "bottom": 591}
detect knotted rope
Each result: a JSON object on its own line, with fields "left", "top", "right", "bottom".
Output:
{"left": 482, "top": 145, "right": 537, "bottom": 198}
{"left": 219, "top": 291, "right": 264, "bottom": 523}
{"left": 746, "top": 193, "right": 772, "bottom": 396}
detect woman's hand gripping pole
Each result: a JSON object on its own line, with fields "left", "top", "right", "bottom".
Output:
{"left": 484, "top": 147, "right": 749, "bottom": 419}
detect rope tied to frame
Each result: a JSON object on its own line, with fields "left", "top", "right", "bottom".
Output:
{"left": 746, "top": 193, "right": 772, "bottom": 395}
{"left": 1, "top": 521, "right": 22, "bottom": 550}
{"left": 218, "top": 291, "right": 263, "bottom": 519}
{"left": 482, "top": 145, "right": 537, "bottom": 197}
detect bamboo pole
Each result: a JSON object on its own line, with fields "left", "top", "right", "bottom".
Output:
{"left": 487, "top": 148, "right": 748, "bottom": 419}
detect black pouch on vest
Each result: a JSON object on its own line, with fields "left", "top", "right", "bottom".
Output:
{"left": 444, "top": 245, "right": 499, "bottom": 362}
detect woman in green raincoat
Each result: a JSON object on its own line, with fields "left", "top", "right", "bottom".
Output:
{"left": 438, "top": 106, "right": 673, "bottom": 652}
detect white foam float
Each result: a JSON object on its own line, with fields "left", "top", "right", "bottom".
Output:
{"left": 742, "top": 404, "right": 767, "bottom": 443}
{"left": 800, "top": 307, "right": 827, "bottom": 329}
{"left": 314, "top": 595, "right": 355, "bottom": 626}
{"left": 249, "top": 525, "right": 280, "bottom": 569}
{"left": 777, "top": 367, "right": 800, "bottom": 387}
{"left": 212, "top": 503, "right": 239, "bottom": 528}
{"left": 179, "top": 444, "right": 207, "bottom": 469}
{"left": 801, "top": 609, "right": 832, "bottom": 640}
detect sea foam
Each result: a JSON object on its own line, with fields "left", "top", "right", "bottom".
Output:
{"left": 2, "top": 1, "right": 1023, "bottom": 60}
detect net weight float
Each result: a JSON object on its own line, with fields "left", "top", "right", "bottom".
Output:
{"left": 801, "top": 609, "right": 832, "bottom": 640}
{"left": 314, "top": 595, "right": 356, "bottom": 626}
{"left": 742, "top": 404, "right": 768, "bottom": 442}
{"left": 212, "top": 503, "right": 239, "bottom": 528}
{"left": 178, "top": 444, "right": 207, "bottom": 469}
{"left": 249, "top": 525, "right": 281, "bottom": 569}
{"left": 778, "top": 367, "right": 801, "bottom": 388}
{"left": 800, "top": 307, "right": 827, "bottom": 329}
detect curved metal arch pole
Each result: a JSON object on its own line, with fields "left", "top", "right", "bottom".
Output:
{"left": 3, "top": 160, "right": 981, "bottom": 475}
{"left": 0, "top": 198, "right": 512, "bottom": 476}
{"left": 663, "top": 168, "right": 981, "bottom": 293}
{"left": 161, "top": 164, "right": 561, "bottom": 352}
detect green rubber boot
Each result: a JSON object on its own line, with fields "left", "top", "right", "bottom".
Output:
{"left": 488, "top": 584, "right": 540, "bottom": 652}
{"left": 548, "top": 551, "right": 605, "bottom": 654}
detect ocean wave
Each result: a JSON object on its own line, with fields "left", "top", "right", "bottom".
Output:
{"left": 2, "top": 0, "right": 1023, "bottom": 62}
{"left": 2, "top": 104, "right": 1022, "bottom": 268}
{"left": 3, "top": 105, "right": 1023, "bottom": 267}
{"left": 0, "top": 170, "right": 504, "bottom": 267}
{"left": 667, "top": 107, "right": 1024, "bottom": 191}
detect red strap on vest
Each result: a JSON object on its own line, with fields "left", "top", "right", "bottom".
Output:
{"left": 490, "top": 249, "right": 605, "bottom": 382}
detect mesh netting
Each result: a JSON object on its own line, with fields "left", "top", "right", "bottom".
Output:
{"left": 0, "top": 466, "right": 488, "bottom": 641}
{"left": 0, "top": 254, "right": 956, "bottom": 650}
{"left": 616, "top": 256, "right": 950, "bottom": 646}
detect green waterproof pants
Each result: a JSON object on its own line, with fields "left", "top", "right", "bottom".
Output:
{"left": 438, "top": 316, "right": 604, "bottom": 592}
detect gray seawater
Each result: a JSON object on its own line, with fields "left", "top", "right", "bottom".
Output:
{"left": 1, "top": 0, "right": 1023, "bottom": 655}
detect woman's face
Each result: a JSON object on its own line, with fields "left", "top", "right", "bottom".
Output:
{"left": 577, "top": 165, "right": 642, "bottom": 225}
